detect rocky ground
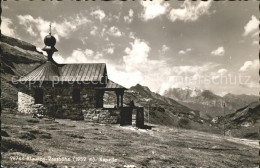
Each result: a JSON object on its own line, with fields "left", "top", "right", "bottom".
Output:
{"left": 1, "top": 109, "right": 259, "bottom": 167}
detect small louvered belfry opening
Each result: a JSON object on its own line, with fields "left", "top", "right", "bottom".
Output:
{"left": 34, "top": 88, "right": 43, "bottom": 104}
{"left": 72, "top": 88, "right": 80, "bottom": 103}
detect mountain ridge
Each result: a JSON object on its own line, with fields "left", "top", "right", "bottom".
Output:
{"left": 163, "top": 87, "right": 258, "bottom": 119}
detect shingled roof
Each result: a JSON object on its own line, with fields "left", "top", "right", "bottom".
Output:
{"left": 18, "top": 61, "right": 60, "bottom": 82}
{"left": 18, "top": 61, "right": 106, "bottom": 82}
{"left": 17, "top": 61, "right": 126, "bottom": 90}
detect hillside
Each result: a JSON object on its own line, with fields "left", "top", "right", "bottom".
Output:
{"left": 0, "top": 34, "right": 46, "bottom": 107}
{"left": 104, "top": 84, "right": 220, "bottom": 133}
{"left": 1, "top": 110, "right": 259, "bottom": 167}
{"left": 163, "top": 87, "right": 258, "bottom": 119}
{"left": 219, "top": 101, "right": 260, "bottom": 139}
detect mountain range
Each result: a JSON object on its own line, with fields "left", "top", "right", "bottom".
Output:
{"left": 218, "top": 101, "right": 260, "bottom": 139}
{"left": 163, "top": 87, "right": 258, "bottom": 119}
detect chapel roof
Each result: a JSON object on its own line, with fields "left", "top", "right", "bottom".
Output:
{"left": 17, "top": 61, "right": 126, "bottom": 90}
{"left": 18, "top": 61, "right": 106, "bottom": 82}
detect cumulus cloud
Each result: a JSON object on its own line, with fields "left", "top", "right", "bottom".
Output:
{"left": 140, "top": 0, "right": 169, "bottom": 21}
{"left": 178, "top": 50, "right": 186, "bottom": 54}
{"left": 243, "top": 15, "right": 259, "bottom": 36}
{"left": 171, "top": 63, "right": 217, "bottom": 76}
{"left": 91, "top": 9, "right": 106, "bottom": 21}
{"left": 90, "top": 26, "right": 98, "bottom": 36}
{"left": 160, "top": 45, "right": 169, "bottom": 54}
{"left": 217, "top": 68, "right": 228, "bottom": 74}
{"left": 1, "top": 17, "right": 16, "bottom": 37}
{"left": 123, "top": 39, "right": 150, "bottom": 72}
{"left": 211, "top": 46, "right": 225, "bottom": 56}
{"left": 124, "top": 9, "right": 134, "bottom": 23}
{"left": 53, "top": 53, "right": 65, "bottom": 64}
{"left": 61, "top": 48, "right": 105, "bottom": 64}
{"left": 178, "top": 48, "right": 191, "bottom": 55}
{"left": 169, "top": 0, "right": 212, "bottom": 22}
{"left": 104, "top": 47, "right": 115, "bottom": 54}
{"left": 17, "top": 14, "right": 90, "bottom": 43}
{"left": 119, "top": 37, "right": 168, "bottom": 90}
{"left": 239, "top": 59, "right": 258, "bottom": 72}
{"left": 107, "top": 66, "right": 143, "bottom": 88}
{"left": 107, "top": 26, "right": 122, "bottom": 37}
{"left": 159, "top": 83, "right": 170, "bottom": 95}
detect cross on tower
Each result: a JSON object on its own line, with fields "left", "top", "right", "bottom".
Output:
{"left": 49, "top": 23, "right": 52, "bottom": 35}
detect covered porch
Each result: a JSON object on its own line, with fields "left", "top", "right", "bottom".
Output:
{"left": 96, "top": 80, "right": 127, "bottom": 108}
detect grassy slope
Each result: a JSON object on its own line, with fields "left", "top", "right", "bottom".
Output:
{"left": 1, "top": 35, "right": 46, "bottom": 108}
{"left": 1, "top": 109, "right": 259, "bottom": 167}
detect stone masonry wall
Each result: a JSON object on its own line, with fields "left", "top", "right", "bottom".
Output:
{"left": 83, "top": 108, "right": 120, "bottom": 124}
{"left": 18, "top": 85, "right": 120, "bottom": 123}
{"left": 18, "top": 91, "right": 35, "bottom": 113}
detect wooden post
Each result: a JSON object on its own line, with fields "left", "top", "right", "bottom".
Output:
{"left": 115, "top": 91, "right": 120, "bottom": 108}
{"left": 120, "top": 92, "right": 124, "bottom": 107}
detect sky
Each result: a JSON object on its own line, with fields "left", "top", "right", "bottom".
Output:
{"left": 1, "top": 0, "right": 259, "bottom": 96}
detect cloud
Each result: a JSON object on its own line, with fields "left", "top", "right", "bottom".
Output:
{"left": 90, "top": 26, "right": 98, "bottom": 36}
{"left": 124, "top": 9, "right": 134, "bottom": 23}
{"left": 211, "top": 46, "right": 225, "bottom": 56}
{"left": 17, "top": 14, "right": 90, "bottom": 44}
{"left": 53, "top": 53, "right": 65, "bottom": 64}
{"left": 104, "top": 47, "right": 115, "bottom": 54}
{"left": 140, "top": 0, "right": 169, "bottom": 21}
{"left": 217, "top": 68, "right": 228, "bottom": 74}
{"left": 243, "top": 15, "right": 259, "bottom": 36}
{"left": 1, "top": 17, "right": 16, "bottom": 37}
{"left": 239, "top": 59, "right": 258, "bottom": 72}
{"left": 107, "top": 66, "right": 143, "bottom": 88}
{"left": 178, "top": 48, "right": 191, "bottom": 55}
{"left": 91, "top": 9, "right": 106, "bottom": 21}
{"left": 61, "top": 48, "right": 105, "bottom": 64}
{"left": 80, "top": 36, "right": 88, "bottom": 45}
{"left": 169, "top": 0, "right": 212, "bottom": 22}
{"left": 178, "top": 50, "right": 186, "bottom": 54}
{"left": 120, "top": 37, "right": 168, "bottom": 89}
{"left": 160, "top": 45, "right": 169, "bottom": 54}
{"left": 107, "top": 26, "right": 122, "bottom": 37}
{"left": 171, "top": 63, "right": 217, "bottom": 76}
{"left": 159, "top": 83, "right": 170, "bottom": 95}
{"left": 123, "top": 39, "right": 150, "bottom": 70}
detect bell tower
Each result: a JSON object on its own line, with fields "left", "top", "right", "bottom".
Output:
{"left": 42, "top": 23, "right": 58, "bottom": 63}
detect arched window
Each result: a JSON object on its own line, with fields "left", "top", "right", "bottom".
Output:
{"left": 34, "top": 88, "right": 43, "bottom": 104}
{"left": 72, "top": 88, "right": 80, "bottom": 103}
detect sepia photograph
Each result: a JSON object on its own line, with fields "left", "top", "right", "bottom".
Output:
{"left": 0, "top": 0, "right": 259, "bottom": 167}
